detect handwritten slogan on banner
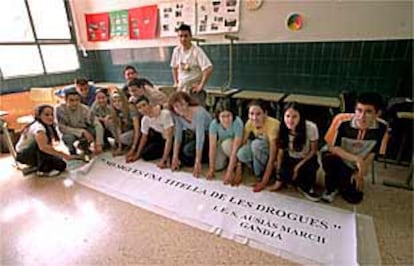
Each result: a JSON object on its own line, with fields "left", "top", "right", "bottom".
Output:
{"left": 72, "top": 155, "right": 357, "bottom": 265}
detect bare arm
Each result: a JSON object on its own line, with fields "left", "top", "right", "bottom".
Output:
{"left": 35, "top": 132, "right": 72, "bottom": 160}
{"left": 130, "top": 116, "right": 141, "bottom": 152}
{"left": 296, "top": 140, "right": 318, "bottom": 170}
{"left": 208, "top": 134, "right": 217, "bottom": 172}
{"left": 261, "top": 138, "right": 277, "bottom": 185}
{"left": 226, "top": 136, "right": 242, "bottom": 174}
{"left": 134, "top": 133, "right": 148, "bottom": 160}
{"left": 160, "top": 126, "right": 174, "bottom": 164}
{"left": 328, "top": 144, "right": 363, "bottom": 164}
{"left": 198, "top": 65, "right": 213, "bottom": 90}
{"left": 172, "top": 67, "right": 179, "bottom": 87}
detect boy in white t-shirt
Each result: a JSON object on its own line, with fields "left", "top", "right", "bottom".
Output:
{"left": 170, "top": 24, "right": 213, "bottom": 106}
{"left": 130, "top": 96, "right": 175, "bottom": 168}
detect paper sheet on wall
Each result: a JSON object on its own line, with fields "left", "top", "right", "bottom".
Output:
{"left": 159, "top": 0, "right": 196, "bottom": 37}
{"left": 85, "top": 12, "right": 110, "bottom": 42}
{"left": 109, "top": 10, "right": 129, "bottom": 40}
{"left": 128, "top": 5, "right": 158, "bottom": 40}
{"left": 197, "top": 0, "right": 240, "bottom": 35}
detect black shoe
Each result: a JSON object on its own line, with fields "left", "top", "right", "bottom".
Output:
{"left": 22, "top": 165, "right": 38, "bottom": 176}
{"left": 297, "top": 186, "right": 321, "bottom": 202}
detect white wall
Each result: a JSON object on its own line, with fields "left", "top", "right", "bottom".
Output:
{"left": 69, "top": 0, "right": 413, "bottom": 50}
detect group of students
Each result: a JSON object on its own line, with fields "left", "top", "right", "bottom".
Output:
{"left": 15, "top": 73, "right": 388, "bottom": 205}
{"left": 14, "top": 23, "right": 388, "bottom": 205}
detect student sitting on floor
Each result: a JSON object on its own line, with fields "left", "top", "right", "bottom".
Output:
{"left": 321, "top": 92, "right": 389, "bottom": 204}
{"left": 16, "top": 104, "right": 74, "bottom": 177}
{"left": 56, "top": 89, "right": 104, "bottom": 157}
{"left": 168, "top": 92, "right": 212, "bottom": 177}
{"left": 109, "top": 89, "right": 140, "bottom": 162}
{"left": 130, "top": 96, "right": 174, "bottom": 168}
{"left": 269, "top": 102, "right": 321, "bottom": 202}
{"left": 235, "top": 100, "right": 280, "bottom": 192}
{"left": 206, "top": 98, "right": 243, "bottom": 184}
{"left": 88, "top": 88, "right": 112, "bottom": 149}
{"left": 127, "top": 78, "right": 167, "bottom": 107}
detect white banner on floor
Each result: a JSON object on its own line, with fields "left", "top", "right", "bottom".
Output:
{"left": 71, "top": 154, "right": 357, "bottom": 265}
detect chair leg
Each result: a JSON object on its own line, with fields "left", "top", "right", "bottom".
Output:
{"left": 0, "top": 119, "right": 17, "bottom": 159}
{"left": 371, "top": 160, "right": 376, "bottom": 184}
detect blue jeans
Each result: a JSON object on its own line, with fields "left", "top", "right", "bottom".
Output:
{"left": 237, "top": 138, "right": 269, "bottom": 177}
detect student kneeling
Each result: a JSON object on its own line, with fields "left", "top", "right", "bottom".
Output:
{"left": 321, "top": 92, "right": 388, "bottom": 204}
{"left": 131, "top": 96, "right": 174, "bottom": 168}
{"left": 269, "top": 102, "right": 320, "bottom": 202}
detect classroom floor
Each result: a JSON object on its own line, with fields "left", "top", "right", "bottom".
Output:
{"left": 0, "top": 153, "right": 412, "bottom": 265}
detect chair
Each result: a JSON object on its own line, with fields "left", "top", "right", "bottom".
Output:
{"left": 16, "top": 87, "right": 57, "bottom": 126}
{"left": 0, "top": 118, "right": 38, "bottom": 175}
{"left": 0, "top": 119, "right": 17, "bottom": 160}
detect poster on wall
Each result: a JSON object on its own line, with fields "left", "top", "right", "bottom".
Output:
{"left": 110, "top": 10, "right": 129, "bottom": 40}
{"left": 159, "top": 0, "right": 196, "bottom": 37}
{"left": 197, "top": 0, "right": 240, "bottom": 35}
{"left": 128, "top": 5, "right": 158, "bottom": 40}
{"left": 85, "top": 12, "right": 110, "bottom": 42}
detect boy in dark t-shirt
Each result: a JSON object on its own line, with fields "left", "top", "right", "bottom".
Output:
{"left": 321, "top": 92, "right": 389, "bottom": 204}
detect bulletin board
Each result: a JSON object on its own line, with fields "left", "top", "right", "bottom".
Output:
{"left": 85, "top": 12, "right": 110, "bottom": 42}
{"left": 159, "top": 0, "right": 196, "bottom": 37}
{"left": 197, "top": 0, "right": 240, "bottom": 35}
{"left": 128, "top": 5, "right": 158, "bottom": 39}
{"left": 71, "top": 0, "right": 413, "bottom": 51}
{"left": 109, "top": 10, "right": 129, "bottom": 40}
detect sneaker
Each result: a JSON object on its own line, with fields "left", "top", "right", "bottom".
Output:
{"left": 22, "top": 165, "right": 38, "bottom": 176}
{"left": 36, "top": 169, "right": 62, "bottom": 177}
{"left": 297, "top": 186, "right": 321, "bottom": 202}
{"left": 321, "top": 190, "right": 338, "bottom": 203}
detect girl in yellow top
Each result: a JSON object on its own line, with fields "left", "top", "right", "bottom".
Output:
{"left": 235, "top": 100, "right": 280, "bottom": 192}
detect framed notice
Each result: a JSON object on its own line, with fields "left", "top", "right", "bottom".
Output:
{"left": 197, "top": 0, "right": 240, "bottom": 35}
{"left": 85, "top": 12, "right": 110, "bottom": 42}
{"left": 159, "top": 0, "right": 196, "bottom": 37}
{"left": 128, "top": 5, "right": 158, "bottom": 40}
{"left": 110, "top": 10, "right": 129, "bottom": 39}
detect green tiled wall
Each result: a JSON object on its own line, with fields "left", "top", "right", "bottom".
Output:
{"left": 95, "top": 39, "right": 413, "bottom": 98}
{"left": 2, "top": 40, "right": 412, "bottom": 98}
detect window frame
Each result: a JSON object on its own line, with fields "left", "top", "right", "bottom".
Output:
{"left": 0, "top": 0, "right": 79, "bottom": 79}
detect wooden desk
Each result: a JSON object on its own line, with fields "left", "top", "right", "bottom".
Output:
{"left": 233, "top": 90, "right": 285, "bottom": 102}
{"left": 205, "top": 87, "right": 240, "bottom": 110}
{"left": 94, "top": 82, "right": 124, "bottom": 89}
{"left": 206, "top": 87, "right": 240, "bottom": 97}
{"left": 383, "top": 111, "right": 413, "bottom": 190}
{"left": 232, "top": 90, "right": 286, "bottom": 118}
{"left": 397, "top": 112, "right": 414, "bottom": 120}
{"left": 283, "top": 94, "right": 340, "bottom": 108}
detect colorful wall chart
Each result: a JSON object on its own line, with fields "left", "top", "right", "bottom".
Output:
{"left": 128, "top": 5, "right": 158, "bottom": 39}
{"left": 110, "top": 10, "right": 129, "bottom": 39}
{"left": 85, "top": 12, "right": 110, "bottom": 42}
{"left": 159, "top": 0, "right": 196, "bottom": 37}
{"left": 197, "top": 0, "right": 240, "bottom": 35}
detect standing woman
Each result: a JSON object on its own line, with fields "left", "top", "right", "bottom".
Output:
{"left": 15, "top": 104, "right": 73, "bottom": 177}
{"left": 235, "top": 100, "right": 280, "bottom": 192}
{"left": 168, "top": 92, "right": 212, "bottom": 177}
{"left": 206, "top": 99, "right": 243, "bottom": 184}
{"left": 269, "top": 102, "right": 320, "bottom": 202}
{"left": 109, "top": 89, "right": 140, "bottom": 161}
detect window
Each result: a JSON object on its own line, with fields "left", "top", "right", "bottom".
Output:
{"left": 0, "top": 0, "right": 79, "bottom": 79}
